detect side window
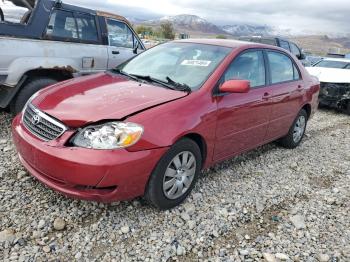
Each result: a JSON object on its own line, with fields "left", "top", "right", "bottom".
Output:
{"left": 223, "top": 50, "right": 266, "bottom": 88}
{"left": 290, "top": 43, "right": 301, "bottom": 58}
{"left": 279, "top": 40, "right": 290, "bottom": 51}
{"left": 267, "top": 51, "right": 296, "bottom": 84}
{"left": 75, "top": 13, "right": 98, "bottom": 42}
{"left": 46, "top": 10, "right": 78, "bottom": 39}
{"left": 106, "top": 19, "right": 134, "bottom": 48}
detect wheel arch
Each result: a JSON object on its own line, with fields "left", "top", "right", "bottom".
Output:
{"left": 180, "top": 133, "right": 207, "bottom": 169}
{"left": 301, "top": 103, "right": 312, "bottom": 119}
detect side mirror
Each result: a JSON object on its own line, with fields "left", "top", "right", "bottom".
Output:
{"left": 299, "top": 53, "right": 306, "bottom": 60}
{"left": 220, "top": 79, "right": 250, "bottom": 93}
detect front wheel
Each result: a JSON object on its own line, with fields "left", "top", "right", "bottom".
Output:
{"left": 10, "top": 78, "right": 58, "bottom": 115}
{"left": 278, "top": 109, "right": 308, "bottom": 149}
{"left": 144, "top": 138, "right": 202, "bottom": 210}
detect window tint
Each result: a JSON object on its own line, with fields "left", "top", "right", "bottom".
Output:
{"left": 268, "top": 51, "right": 295, "bottom": 84}
{"left": 46, "top": 10, "right": 78, "bottom": 39}
{"left": 107, "top": 19, "right": 134, "bottom": 48}
{"left": 223, "top": 51, "right": 266, "bottom": 88}
{"left": 76, "top": 13, "right": 98, "bottom": 42}
{"left": 279, "top": 40, "right": 290, "bottom": 51}
{"left": 290, "top": 43, "right": 301, "bottom": 58}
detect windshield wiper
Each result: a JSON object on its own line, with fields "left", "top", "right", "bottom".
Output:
{"left": 112, "top": 69, "right": 140, "bottom": 82}
{"left": 130, "top": 74, "right": 192, "bottom": 93}
{"left": 165, "top": 76, "right": 192, "bottom": 92}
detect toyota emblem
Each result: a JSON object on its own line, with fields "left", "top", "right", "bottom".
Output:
{"left": 31, "top": 114, "right": 41, "bottom": 125}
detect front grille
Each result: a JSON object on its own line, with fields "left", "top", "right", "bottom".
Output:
{"left": 22, "top": 104, "right": 67, "bottom": 141}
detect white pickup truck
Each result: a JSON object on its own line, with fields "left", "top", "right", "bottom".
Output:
{"left": 0, "top": 0, "right": 145, "bottom": 113}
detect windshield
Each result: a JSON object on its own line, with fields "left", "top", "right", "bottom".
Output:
{"left": 314, "top": 60, "right": 350, "bottom": 69}
{"left": 119, "top": 42, "right": 232, "bottom": 90}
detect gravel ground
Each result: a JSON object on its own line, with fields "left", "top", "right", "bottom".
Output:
{"left": 0, "top": 109, "right": 349, "bottom": 262}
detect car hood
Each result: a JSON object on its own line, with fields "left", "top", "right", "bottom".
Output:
{"left": 32, "top": 73, "right": 188, "bottom": 127}
{"left": 306, "top": 67, "right": 350, "bottom": 83}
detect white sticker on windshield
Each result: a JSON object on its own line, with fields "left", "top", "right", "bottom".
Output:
{"left": 181, "top": 60, "right": 212, "bottom": 67}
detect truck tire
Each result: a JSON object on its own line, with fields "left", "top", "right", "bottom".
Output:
{"left": 10, "top": 78, "right": 57, "bottom": 115}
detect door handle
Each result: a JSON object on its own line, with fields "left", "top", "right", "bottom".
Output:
{"left": 112, "top": 51, "right": 120, "bottom": 55}
{"left": 263, "top": 92, "right": 272, "bottom": 100}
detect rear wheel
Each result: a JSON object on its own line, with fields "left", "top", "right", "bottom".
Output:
{"left": 145, "top": 138, "right": 202, "bottom": 210}
{"left": 10, "top": 77, "right": 57, "bottom": 115}
{"left": 345, "top": 101, "right": 350, "bottom": 115}
{"left": 278, "top": 109, "right": 308, "bottom": 149}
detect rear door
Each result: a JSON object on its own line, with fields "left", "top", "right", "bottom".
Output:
{"left": 264, "top": 50, "right": 304, "bottom": 140}
{"left": 105, "top": 19, "right": 144, "bottom": 69}
{"left": 44, "top": 9, "right": 108, "bottom": 74}
{"left": 213, "top": 49, "right": 274, "bottom": 161}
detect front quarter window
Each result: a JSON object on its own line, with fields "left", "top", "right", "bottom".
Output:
{"left": 120, "top": 43, "right": 232, "bottom": 90}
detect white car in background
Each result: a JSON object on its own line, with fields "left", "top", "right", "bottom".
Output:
{"left": 306, "top": 58, "right": 350, "bottom": 114}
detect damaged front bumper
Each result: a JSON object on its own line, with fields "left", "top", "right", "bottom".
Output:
{"left": 319, "top": 82, "right": 350, "bottom": 111}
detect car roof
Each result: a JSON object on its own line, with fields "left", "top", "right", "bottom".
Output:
{"left": 322, "top": 57, "right": 350, "bottom": 63}
{"left": 96, "top": 11, "right": 131, "bottom": 25}
{"left": 174, "top": 38, "right": 282, "bottom": 50}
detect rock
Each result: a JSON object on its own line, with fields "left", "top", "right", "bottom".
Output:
{"left": 275, "top": 253, "right": 290, "bottom": 260}
{"left": 0, "top": 229, "right": 16, "bottom": 243}
{"left": 316, "top": 253, "right": 330, "bottom": 262}
{"left": 0, "top": 139, "right": 7, "bottom": 144}
{"left": 75, "top": 252, "right": 82, "bottom": 259}
{"left": 263, "top": 253, "right": 277, "bottom": 262}
{"left": 290, "top": 215, "right": 306, "bottom": 229}
{"left": 192, "top": 193, "right": 202, "bottom": 200}
{"left": 38, "top": 220, "right": 46, "bottom": 229}
{"left": 53, "top": 217, "right": 66, "bottom": 231}
{"left": 188, "top": 220, "right": 196, "bottom": 230}
{"left": 32, "top": 231, "right": 41, "bottom": 239}
{"left": 17, "top": 171, "right": 27, "bottom": 179}
{"left": 43, "top": 246, "right": 51, "bottom": 253}
{"left": 176, "top": 245, "right": 185, "bottom": 256}
{"left": 239, "top": 249, "right": 249, "bottom": 256}
{"left": 121, "top": 225, "right": 130, "bottom": 234}
{"left": 181, "top": 212, "right": 190, "bottom": 221}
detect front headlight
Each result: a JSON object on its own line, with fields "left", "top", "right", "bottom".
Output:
{"left": 73, "top": 122, "right": 143, "bottom": 150}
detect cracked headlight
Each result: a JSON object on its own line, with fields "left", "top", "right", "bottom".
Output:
{"left": 73, "top": 122, "right": 143, "bottom": 150}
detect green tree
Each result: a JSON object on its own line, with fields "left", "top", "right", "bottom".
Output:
{"left": 135, "top": 25, "right": 154, "bottom": 37}
{"left": 160, "top": 22, "right": 175, "bottom": 40}
{"left": 216, "top": 34, "right": 227, "bottom": 39}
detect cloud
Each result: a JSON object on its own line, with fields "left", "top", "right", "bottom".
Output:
{"left": 2, "top": 0, "right": 349, "bottom": 35}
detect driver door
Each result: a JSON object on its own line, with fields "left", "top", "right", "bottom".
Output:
{"left": 213, "top": 50, "right": 273, "bottom": 161}
{"left": 106, "top": 19, "right": 143, "bottom": 69}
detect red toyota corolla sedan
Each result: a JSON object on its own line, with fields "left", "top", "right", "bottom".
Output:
{"left": 12, "top": 39, "right": 320, "bottom": 209}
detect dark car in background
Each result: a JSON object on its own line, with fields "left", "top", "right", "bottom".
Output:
{"left": 239, "top": 36, "right": 307, "bottom": 65}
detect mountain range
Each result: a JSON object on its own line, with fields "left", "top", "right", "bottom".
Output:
{"left": 139, "top": 14, "right": 289, "bottom": 37}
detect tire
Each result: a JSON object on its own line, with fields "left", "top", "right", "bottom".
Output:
{"left": 145, "top": 138, "right": 202, "bottom": 210}
{"left": 10, "top": 78, "right": 58, "bottom": 115}
{"left": 278, "top": 109, "right": 308, "bottom": 149}
{"left": 345, "top": 101, "right": 350, "bottom": 115}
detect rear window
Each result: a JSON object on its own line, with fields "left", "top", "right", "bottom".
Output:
{"left": 46, "top": 9, "right": 98, "bottom": 43}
